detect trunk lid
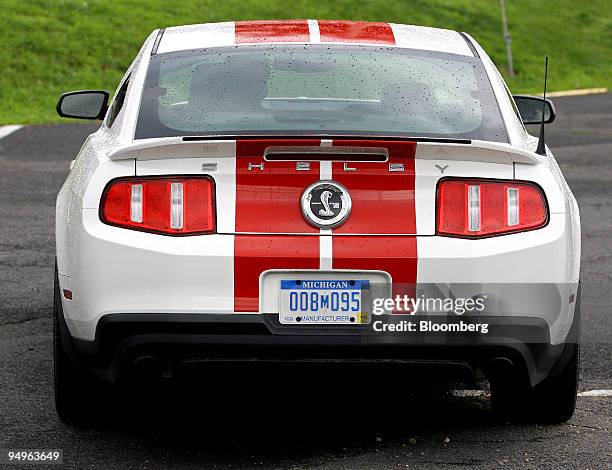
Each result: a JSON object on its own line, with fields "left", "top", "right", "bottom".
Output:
{"left": 234, "top": 139, "right": 417, "bottom": 235}
{"left": 124, "top": 137, "right": 526, "bottom": 235}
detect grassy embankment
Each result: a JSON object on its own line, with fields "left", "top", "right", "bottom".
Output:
{"left": 1, "top": 0, "right": 610, "bottom": 124}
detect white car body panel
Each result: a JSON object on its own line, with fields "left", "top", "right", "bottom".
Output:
{"left": 55, "top": 20, "right": 580, "bottom": 350}
{"left": 157, "top": 21, "right": 473, "bottom": 56}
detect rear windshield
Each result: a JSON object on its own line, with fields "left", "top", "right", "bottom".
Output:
{"left": 135, "top": 44, "right": 507, "bottom": 142}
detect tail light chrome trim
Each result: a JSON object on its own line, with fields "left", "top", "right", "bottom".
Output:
{"left": 170, "top": 182, "right": 184, "bottom": 230}
{"left": 130, "top": 184, "right": 143, "bottom": 223}
{"left": 467, "top": 185, "right": 481, "bottom": 232}
{"left": 507, "top": 187, "right": 519, "bottom": 226}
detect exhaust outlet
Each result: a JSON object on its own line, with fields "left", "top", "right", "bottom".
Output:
{"left": 132, "top": 355, "right": 163, "bottom": 378}
{"left": 487, "top": 356, "right": 516, "bottom": 381}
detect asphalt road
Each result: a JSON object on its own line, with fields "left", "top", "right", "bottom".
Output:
{"left": 0, "top": 94, "right": 610, "bottom": 469}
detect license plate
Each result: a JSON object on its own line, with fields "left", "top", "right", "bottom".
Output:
{"left": 279, "top": 279, "right": 370, "bottom": 324}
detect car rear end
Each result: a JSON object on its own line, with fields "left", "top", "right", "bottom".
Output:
{"left": 55, "top": 21, "right": 580, "bottom": 423}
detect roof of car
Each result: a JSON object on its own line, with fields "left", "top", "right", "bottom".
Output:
{"left": 155, "top": 20, "right": 475, "bottom": 56}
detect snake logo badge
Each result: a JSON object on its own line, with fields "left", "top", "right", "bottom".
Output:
{"left": 301, "top": 181, "right": 352, "bottom": 229}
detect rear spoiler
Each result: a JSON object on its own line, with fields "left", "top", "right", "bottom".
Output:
{"left": 107, "top": 138, "right": 543, "bottom": 165}
{"left": 416, "top": 140, "right": 543, "bottom": 165}
{"left": 107, "top": 137, "right": 236, "bottom": 162}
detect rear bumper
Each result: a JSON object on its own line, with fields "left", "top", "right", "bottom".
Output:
{"left": 63, "top": 311, "right": 579, "bottom": 387}
{"left": 59, "top": 210, "right": 578, "bottom": 344}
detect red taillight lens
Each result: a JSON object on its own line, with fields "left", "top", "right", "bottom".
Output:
{"left": 101, "top": 176, "right": 215, "bottom": 235}
{"left": 437, "top": 179, "right": 548, "bottom": 238}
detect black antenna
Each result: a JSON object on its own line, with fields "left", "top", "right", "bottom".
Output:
{"left": 535, "top": 56, "right": 549, "bottom": 156}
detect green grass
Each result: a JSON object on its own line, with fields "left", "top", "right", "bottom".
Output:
{"left": 1, "top": 0, "right": 611, "bottom": 124}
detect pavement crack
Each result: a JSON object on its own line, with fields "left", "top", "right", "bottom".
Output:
{"left": 571, "top": 424, "right": 610, "bottom": 433}
{"left": 452, "top": 432, "right": 568, "bottom": 444}
{"left": 0, "top": 316, "right": 48, "bottom": 328}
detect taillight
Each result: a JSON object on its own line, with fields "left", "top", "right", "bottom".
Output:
{"left": 436, "top": 178, "right": 548, "bottom": 238}
{"left": 101, "top": 176, "right": 215, "bottom": 235}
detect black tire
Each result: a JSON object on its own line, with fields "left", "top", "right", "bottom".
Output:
{"left": 491, "top": 343, "right": 579, "bottom": 424}
{"left": 54, "top": 269, "right": 109, "bottom": 424}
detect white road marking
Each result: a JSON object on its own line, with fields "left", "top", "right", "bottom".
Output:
{"left": 0, "top": 125, "right": 23, "bottom": 140}
{"left": 541, "top": 87, "right": 608, "bottom": 97}
{"left": 449, "top": 389, "right": 612, "bottom": 398}
{"left": 450, "top": 390, "right": 486, "bottom": 397}
{"left": 577, "top": 389, "right": 612, "bottom": 397}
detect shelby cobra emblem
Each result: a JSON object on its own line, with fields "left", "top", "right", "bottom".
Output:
{"left": 301, "top": 181, "right": 352, "bottom": 228}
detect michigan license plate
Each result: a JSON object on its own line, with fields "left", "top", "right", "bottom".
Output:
{"left": 279, "top": 279, "right": 370, "bottom": 324}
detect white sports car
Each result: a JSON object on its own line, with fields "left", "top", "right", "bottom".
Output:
{"left": 54, "top": 20, "right": 580, "bottom": 423}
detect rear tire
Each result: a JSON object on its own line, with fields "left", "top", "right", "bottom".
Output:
{"left": 491, "top": 343, "right": 579, "bottom": 424}
{"left": 54, "top": 269, "right": 108, "bottom": 424}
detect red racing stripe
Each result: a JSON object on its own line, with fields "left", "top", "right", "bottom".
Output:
{"left": 332, "top": 236, "right": 418, "bottom": 311}
{"left": 234, "top": 139, "right": 321, "bottom": 312}
{"left": 235, "top": 20, "right": 310, "bottom": 43}
{"left": 318, "top": 21, "right": 395, "bottom": 45}
{"left": 330, "top": 140, "right": 417, "bottom": 234}
{"left": 234, "top": 235, "right": 319, "bottom": 312}
{"left": 235, "top": 139, "right": 321, "bottom": 233}
{"left": 233, "top": 138, "right": 417, "bottom": 313}
{"left": 331, "top": 140, "right": 418, "bottom": 310}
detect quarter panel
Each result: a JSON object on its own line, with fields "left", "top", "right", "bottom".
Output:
{"left": 417, "top": 214, "right": 574, "bottom": 344}
{"left": 414, "top": 158, "right": 513, "bottom": 234}
{"left": 69, "top": 211, "right": 235, "bottom": 340}
{"left": 514, "top": 161, "right": 566, "bottom": 213}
